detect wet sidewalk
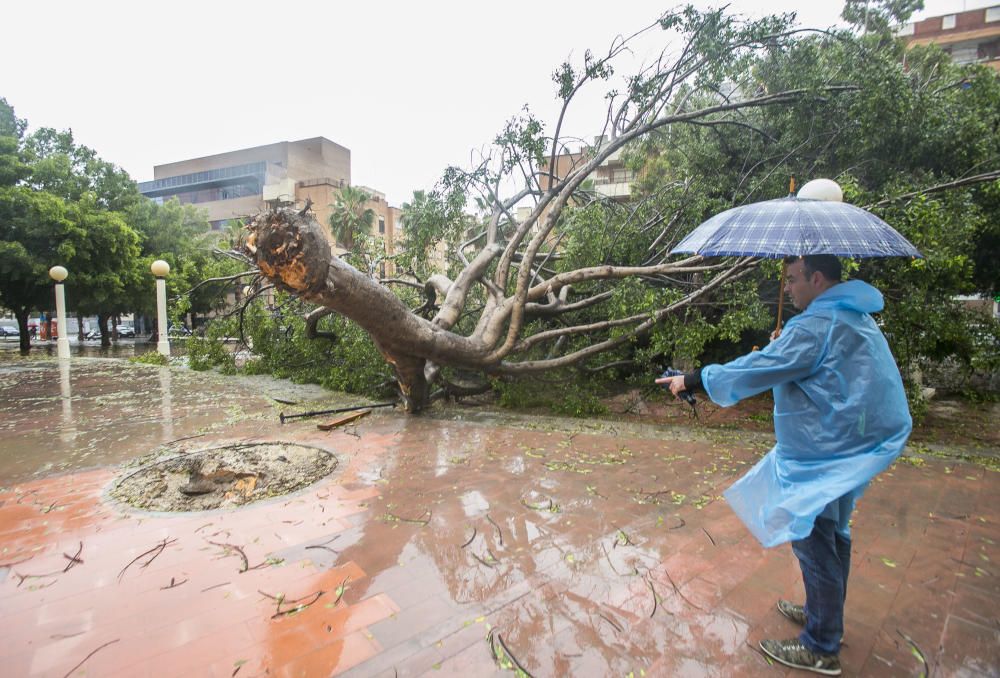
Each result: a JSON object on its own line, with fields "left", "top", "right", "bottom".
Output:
{"left": 1, "top": 358, "right": 997, "bottom": 676}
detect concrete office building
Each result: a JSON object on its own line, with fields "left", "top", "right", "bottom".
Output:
{"left": 137, "top": 137, "right": 401, "bottom": 254}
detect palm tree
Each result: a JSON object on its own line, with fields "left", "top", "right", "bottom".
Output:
{"left": 329, "top": 186, "right": 374, "bottom": 250}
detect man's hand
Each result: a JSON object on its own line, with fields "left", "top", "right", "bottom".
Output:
{"left": 654, "top": 374, "right": 687, "bottom": 396}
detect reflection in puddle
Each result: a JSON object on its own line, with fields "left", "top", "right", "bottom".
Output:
{"left": 159, "top": 367, "right": 173, "bottom": 441}
{"left": 58, "top": 358, "right": 75, "bottom": 445}
{"left": 0, "top": 356, "right": 272, "bottom": 484}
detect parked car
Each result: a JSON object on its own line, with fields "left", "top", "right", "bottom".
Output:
{"left": 0, "top": 326, "right": 20, "bottom": 338}
{"left": 167, "top": 323, "right": 192, "bottom": 337}
{"left": 116, "top": 325, "right": 136, "bottom": 338}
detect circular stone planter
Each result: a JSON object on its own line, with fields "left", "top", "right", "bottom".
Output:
{"left": 111, "top": 442, "right": 338, "bottom": 512}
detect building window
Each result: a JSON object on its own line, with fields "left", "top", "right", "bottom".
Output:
{"left": 988, "top": 7, "right": 1000, "bottom": 22}
{"left": 980, "top": 39, "right": 1000, "bottom": 60}
{"left": 378, "top": 217, "right": 386, "bottom": 234}
{"left": 942, "top": 14, "right": 956, "bottom": 30}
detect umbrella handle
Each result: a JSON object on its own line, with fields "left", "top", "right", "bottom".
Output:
{"left": 774, "top": 259, "right": 787, "bottom": 336}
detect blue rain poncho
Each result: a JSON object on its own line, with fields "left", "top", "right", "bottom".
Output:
{"left": 702, "top": 280, "right": 912, "bottom": 548}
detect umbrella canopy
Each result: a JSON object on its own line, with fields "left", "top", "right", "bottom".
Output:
{"left": 671, "top": 197, "right": 922, "bottom": 259}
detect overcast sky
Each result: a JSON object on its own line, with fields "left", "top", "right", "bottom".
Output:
{"left": 1, "top": 0, "right": 992, "bottom": 206}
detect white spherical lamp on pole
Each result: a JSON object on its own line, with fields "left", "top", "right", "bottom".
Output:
{"left": 797, "top": 178, "right": 844, "bottom": 202}
{"left": 151, "top": 260, "right": 171, "bottom": 357}
{"left": 48, "top": 266, "right": 70, "bottom": 360}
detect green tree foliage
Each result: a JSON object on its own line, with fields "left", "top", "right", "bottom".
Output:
{"left": 23, "top": 127, "right": 140, "bottom": 212}
{"left": 624, "top": 22, "right": 1000, "bottom": 403}
{"left": 0, "top": 96, "right": 230, "bottom": 348}
{"left": 188, "top": 291, "right": 395, "bottom": 396}
{"left": 329, "top": 185, "right": 374, "bottom": 250}
{"left": 841, "top": 0, "right": 924, "bottom": 36}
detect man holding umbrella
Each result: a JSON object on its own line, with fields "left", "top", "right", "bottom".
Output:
{"left": 657, "top": 181, "right": 915, "bottom": 675}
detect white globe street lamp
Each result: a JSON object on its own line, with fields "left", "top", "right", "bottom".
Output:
{"left": 48, "top": 266, "right": 70, "bottom": 360}
{"left": 797, "top": 178, "right": 844, "bottom": 202}
{"left": 151, "top": 260, "right": 171, "bottom": 357}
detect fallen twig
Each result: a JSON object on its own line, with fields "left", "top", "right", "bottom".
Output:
{"left": 661, "top": 567, "right": 704, "bottom": 611}
{"left": 271, "top": 590, "right": 324, "bottom": 619}
{"left": 897, "top": 629, "right": 929, "bottom": 678}
{"left": 207, "top": 541, "right": 249, "bottom": 573}
{"left": 493, "top": 631, "right": 535, "bottom": 678}
{"left": 163, "top": 432, "right": 208, "bottom": 447}
{"left": 201, "top": 581, "right": 230, "bottom": 592}
{"left": 601, "top": 541, "right": 639, "bottom": 577}
{"left": 62, "top": 638, "right": 120, "bottom": 678}
{"left": 305, "top": 545, "right": 339, "bottom": 555}
{"left": 62, "top": 542, "right": 84, "bottom": 572}
{"left": 486, "top": 514, "right": 504, "bottom": 546}
{"left": 332, "top": 576, "right": 350, "bottom": 606}
{"left": 461, "top": 527, "right": 477, "bottom": 549}
{"left": 472, "top": 553, "right": 497, "bottom": 569}
{"left": 306, "top": 535, "right": 341, "bottom": 549}
{"left": 118, "top": 538, "right": 177, "bottom": 583}
{"left": 599, "top": 612, "right": 624, "bottom": 633}
{"left": 646, "top": 576, "right": 659, "bottom": 618}
{"left": 160, "top": 577, "right": 188, "bottom": 590}
{"left": 702, "top": 528, "right": 716, "bottom": 546}
{"left": 520, "top": 497, "right": 559, "bottom": 512}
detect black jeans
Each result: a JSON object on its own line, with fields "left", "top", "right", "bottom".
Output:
{"left": 791, "top": 516, "right": 851, "bottom": 655}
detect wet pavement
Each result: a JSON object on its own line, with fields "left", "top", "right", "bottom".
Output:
{"left": 1, "top": 357, "right": 998, "bottom": 677}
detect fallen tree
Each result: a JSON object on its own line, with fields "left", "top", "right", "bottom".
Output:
{"left": 239, "top": 8, "right": 858, "bottom": 412}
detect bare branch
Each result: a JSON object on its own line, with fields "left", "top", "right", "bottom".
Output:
{"left": 305, "top": 307, "right": 338, "bottom": 341}
{"left": 866, "top": 170, "right": 1000, "bottom": 208}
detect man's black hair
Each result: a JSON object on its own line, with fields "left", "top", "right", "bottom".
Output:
{"left": 783, "top": 254, "right": 842, "bottom": 282}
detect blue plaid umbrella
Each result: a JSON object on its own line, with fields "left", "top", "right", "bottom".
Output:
{"left": 671, "top": 197, "right": 922, "bottom": 259}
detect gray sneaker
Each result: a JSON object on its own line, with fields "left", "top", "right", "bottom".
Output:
{"left": 760, "top": 638, "right": 842, "bottom": 676}
{"left": 778, "top": 599, "right": 806, "bottom": 626}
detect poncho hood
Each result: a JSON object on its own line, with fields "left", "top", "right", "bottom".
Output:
{"left": 810, "top": 279, "right": 884, "bottom": 314}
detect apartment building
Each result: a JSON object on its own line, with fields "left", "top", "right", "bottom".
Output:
{"left": 899, "top": 5, "right": 1000, "bottom": 71}
{"left": 137, "top": 137, "right": 401, "bottom": 253}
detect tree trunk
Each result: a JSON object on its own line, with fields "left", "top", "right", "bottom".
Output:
{"left": 15, "top": 308, "right": 31, "bottom": 354}
{"left": 97, "top": 312, "right": 111, "bottom": 348}
{"left": 77, "top": 311, "right": 86, "bottom": 342}
{"left": 249, "top": 209, "right": 475, "bottom": 411}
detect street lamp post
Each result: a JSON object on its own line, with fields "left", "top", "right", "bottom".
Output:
{"left": 49, "top": 266, "right": 70, "bottom": 360}
{"left": 151, "top": 260, "right": 171, "bottom": 357}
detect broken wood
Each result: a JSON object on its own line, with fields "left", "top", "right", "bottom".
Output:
{"left": 316, "top": 409, "right": 371, "bottom": 430}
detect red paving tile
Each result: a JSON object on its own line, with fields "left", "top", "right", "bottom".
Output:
{"left": 0, "top": 378, "right": 997, "bottom": 676}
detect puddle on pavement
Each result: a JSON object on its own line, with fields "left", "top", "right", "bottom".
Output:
{"left": 0, "top": 356, "right": 279, "bottom": 485}
{"left": 111, "top": 442, "right": 339, "bottom": 511}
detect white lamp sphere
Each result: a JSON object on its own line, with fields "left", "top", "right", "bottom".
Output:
{"left": 49, "top": 266, "right": 68, "bottom": 282}
{"left": 151, "top": 260, "right": 171, "bottom": 277}
{"left": 798, "top": 179, "right": 843, "bottom": 202}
